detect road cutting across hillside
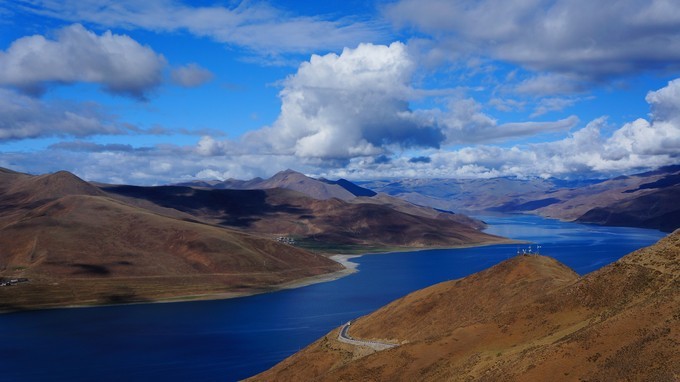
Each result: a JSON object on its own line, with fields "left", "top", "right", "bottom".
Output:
{"left": 338, "top": 321, "right": 398, "bottom": 351}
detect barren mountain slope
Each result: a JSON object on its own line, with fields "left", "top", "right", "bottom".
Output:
{"left": 180, "top": 169, "right": 357, "bottom": 200}
{"left": 535, "top": 167, "right": 680, "bottom": 221}
{"left": 251, "top": 231, "right": 679, "bottom": 381}
{"left": 104, "top": 185, "right": 506, "bottom": 250}
{"left": 574, "top": 184, "right": 680, "bottom": 232}
{"left": 0, "top": 170, "right": 342, "bottom": 310}
{"left": 360, "top": 166, "right": 680, "bottom": 232}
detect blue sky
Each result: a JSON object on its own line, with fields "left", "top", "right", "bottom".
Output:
{"left": 1, "top": 0, "right": 679, "bottom": 184}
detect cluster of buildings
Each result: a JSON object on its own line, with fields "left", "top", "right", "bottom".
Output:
{"left": 0, "top": 278, "right": 29, "bottom": 287}
{"left": 276, "top": 236, "right": 296, "bottom": 245}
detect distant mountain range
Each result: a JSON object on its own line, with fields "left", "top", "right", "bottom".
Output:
{"left": 0, "top": 168, "right": 503, "bottom": 311}
{"left": 360, "top": 165, "right": 680, "bottom": 232}
{"left": 176, "top": 169, "right": 376, "bottom": 200}
{"left": 123, "top": 169, "right": 498, "bottom": 248}
{"left": 251, "top": 229, "right": 680, "bottom": 381}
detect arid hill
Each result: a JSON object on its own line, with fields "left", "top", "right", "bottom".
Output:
{"left": 177, "top": 169, "right": 364, "bottom": 200}
{"left": 361, "top": 165, "right": 680, "bottom": 232}
{"left": 0, "top": 169, "right": 341, "bottom": 311}
{"left": 532, "top": 166, "right": 680, "bottom": 232}
{"left": 103, "top": 184, "right": 503, "bottom": 250}
{"left": 251, "top": 230, "right": 680, "bottom": 381}
{"left": 0, "top": 168, "right": 506, "bottom": 311}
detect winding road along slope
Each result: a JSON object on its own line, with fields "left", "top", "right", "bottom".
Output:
{"left": 337, "top": 321, "right": 398, "bottom": 351}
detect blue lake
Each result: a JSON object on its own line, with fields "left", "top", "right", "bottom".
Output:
{"left": 0, "top": 215, "right": 666, "bottom": 381}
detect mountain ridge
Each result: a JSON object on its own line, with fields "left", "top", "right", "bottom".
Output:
{"left": 176, "top": 169, "right": 363, "bottom": 201}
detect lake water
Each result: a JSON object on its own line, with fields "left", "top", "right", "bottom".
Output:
{"left": 0, "top": 215, "right": 666, "bottom": 381}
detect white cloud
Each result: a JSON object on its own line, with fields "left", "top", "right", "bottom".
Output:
{"left": 7, "top": 75, "right": 678, "bottom": 184}
{"left": 14, "top": 1, "right": 385, "bottom": 56}
{"left": 0, "top": 88, "right": 128, "bottom": 141}
{"left": 5, "top": 139, "right": 312, "bottom": 185}
{"left": 325, "top": 79, "right": 680, "bottom": 179}
{"left": 439, "top": 98, "right": 578, "bottom": 143}
{"left": 646, "top": 77, "right": 680, "bottom": 122}
{"left": 604, "top": 78, "right": 680, "bottom": 157}
{"left": 171, "top": 63, "right": 214, "bottom": 88}
{"left": 243, "top": 42, "right": 444, "bottom": 159}
{"left": 385, "top": 0, "right": 680, "bottom": 84}
{"left": 0, "top": 24, "right": 166, "bottom": 98}
{"left": 235, "top": 42, "right": 579, "bottom": 161}
{"left": 195, "top": 135, "right": 235, "bottom": 156}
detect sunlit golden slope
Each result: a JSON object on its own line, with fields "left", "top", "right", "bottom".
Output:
{"left": 252, "top": 231, "right": 679, "bottom": 381}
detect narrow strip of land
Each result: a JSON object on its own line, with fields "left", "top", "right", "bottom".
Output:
{"left": 337, "top": 321, "right": 398, "bottom": 351}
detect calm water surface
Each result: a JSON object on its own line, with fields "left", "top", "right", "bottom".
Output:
{"left": 0, "top": 215, "right": 666, "bottom": 381}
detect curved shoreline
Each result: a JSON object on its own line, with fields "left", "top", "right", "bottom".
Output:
{"left": 137, "top": 241, "right": 520, "bottom": 305}
{"left": 249, "top": 254, "right": 362, "bottom": 293}
{"left": 1, "top": 242, "right": 520, "bottom": 314}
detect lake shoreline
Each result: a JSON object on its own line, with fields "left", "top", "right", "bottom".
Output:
{"left": 0, "top": 215, "right": 666, "bottom": 382}
{"left": 0, "top": 240, "right": 520, "bottom": 315}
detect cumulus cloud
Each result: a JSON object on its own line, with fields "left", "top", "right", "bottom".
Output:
{"left": 13, "top": 1, "right": 384, "bottom": 56}
{"left": 325, "top": 78, "right": 680, "bottom": 180}
{"left": 243, "top": 42, "right": 444, "bottom": 159}
{"left": 6, "top": 75, "right": 678, "bottom": 184}
{"left": 0, "top": 24, "right": 166, "bottom": 98}
{"left": 195, "top": 135, "right": 237, "bottom": 156}
{"left": 604, "top": 78, "right": 680, "bottom": 157}
{"left": 385, "top": 0, "right": 680, "bottom": 85}
{"left": 171, "top": 63, "right": 214, "bottom": 88}
{"left": 169, "top": 42, "right": 579, "bottom": 164}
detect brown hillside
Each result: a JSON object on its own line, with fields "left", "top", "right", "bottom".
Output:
{"left": 253, "top": 169, "right": 357, "bottom": 200}
{"left": 251, "top": 231, "right": 679, "bottom": 381}
{"left": 5, "top": 170, "right": 105, "bottom": 203}
{"left": 103, "top": 185, "right": 505, "bottom": 250}
{"left": 0, "top": 195, "right": 338, "bottom": 277}
{"left": 352, "top": 193, "right": 487, "bottom": 230}
{"left": 0, "top": 170, "right": 342, "bottom": 311}
{"left": 536, "top": 167, "right": 680, "bottom": 232}
{"left": 576, "top": 184, "right": 680, "bottom": 232}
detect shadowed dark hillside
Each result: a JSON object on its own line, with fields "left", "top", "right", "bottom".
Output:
{"left": 103, "top": 185, "right": 308, "bottom": 227}
{"left": 104, "top": 184, "right": 506, "bottom": 249}
{"left": 577, "top": 185, "right": 680, "bottom": 232}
